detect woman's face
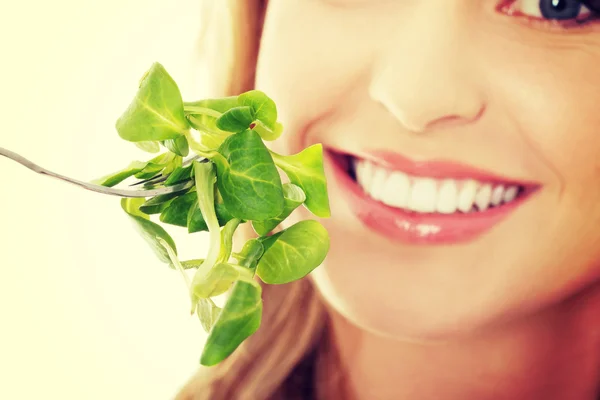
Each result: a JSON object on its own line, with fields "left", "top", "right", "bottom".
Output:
{"left": 254, "top": 0, "right": 600, "bottom": 338}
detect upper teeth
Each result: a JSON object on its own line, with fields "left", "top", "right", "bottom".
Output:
{"left": 353, "top": 159, "right": 521, "bottom": 214}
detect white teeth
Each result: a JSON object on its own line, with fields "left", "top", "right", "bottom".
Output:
{"left": 436, "top": 179, "right": 458, "bottom": 214}
{"left": 503, "top": 186, "right": 519, "bottom": 203}
{"left": 474, "top": 184, "right": 493, "bottom": 211}
{"left": 408, "top": 178, "right": 437, "bottom": 213}
{"left": 457, "top": 180, "right": 479, "bottom": 213}
{"left": 358, "top": 160, "right": 374, "bottom": 193}
{"left": 380, "top": 171, "right": 411, "bottom": 208}
{"left": 352, "top": 158, "right": 522, "bottom": 214}
{"left": 491, "top": 185, "right": 505, "bottom": 207}
{"left": 353, "top": 158, "right": 362, "bottom": 184}
{"left": 369, "top": 166, "right": 388, "bottom": 201}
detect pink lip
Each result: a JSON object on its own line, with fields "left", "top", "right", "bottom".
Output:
{"left": 326, "top": 150, "right": 540, "bottom": 245}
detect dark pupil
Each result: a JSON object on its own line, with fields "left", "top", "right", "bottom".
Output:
{"left": 539, "top": 0, "right": 582, "bottom": 19}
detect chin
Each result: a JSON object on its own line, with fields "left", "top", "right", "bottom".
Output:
{"left": 309, "top": 253, "right": 504, "bottom": 341}
{"left": 304, "top": 198, "right": 585, "bottom": 342}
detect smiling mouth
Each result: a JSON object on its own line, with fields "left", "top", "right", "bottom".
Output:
{"left": 338, "top": 154, "right": 534, "bottom": 215}
{"left": 327, "top": 150, "right": 541, "bottom": 244}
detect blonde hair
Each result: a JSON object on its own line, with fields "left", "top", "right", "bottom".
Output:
{"left": 176, "top": 2, "right": 334, "bottom": 399}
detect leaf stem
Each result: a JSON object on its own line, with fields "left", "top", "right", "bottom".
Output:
{"left": 207, "top": 297, "right": 218, "bottom": 308}
{"left": 191, "top": 162, "right": 222, "bottom": 287}
{"left": 184, "top": 130, "right": 210, "bottom": 153}
{"left": 217, "top": 218, "right": 242, "bottom": 264}
{"left": 186, "top": 115, "right": 223, "bottom": 136}
{"left": 158, "top": 238, "right": 190, "bottom": 290}
{"left": 232, "top": 265, "right": 255, "bottom": 283}
{"left": 183, "top": 105, "right": 223, "bottom": 119}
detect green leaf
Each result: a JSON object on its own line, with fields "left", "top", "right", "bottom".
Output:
{"left": 121, "top": 198, "right": 177, "bottom": 263}
{"left": 157, "top": 189, "right": 236, "bottom": 232}
{"left": 159, "top": 191, "right": 197, "bottom": 227}
{"left": 184, "top": 100, "right": 235, "bottom": 148}
{"left": 188, "top": 123, "right": 230, "bottom": 150}
{"left": 184, "top": 97, "right": 239, "bottom": 114}
{"left": 161, "top": 155, "right": 182, "bottom": 177}
{"left": 252, "top": 183, "right": 306, "bottom": 236}
{"left": 217, "top": 218, "right": 242, "bottom": 264}
{"left": 215, "top": 106, "right": 254, "bottom": 133}
{"left": 192, "top": 262, "right": 240, "bottom": 299}
{"left": 256, "top": 220, "right": 329, "bottom": 284}
{"left": 188, "top": 202, "right": 236, "bottom": 233}
{"left": 139, "top": 202, "right": 172, "bottom": 215}
{"left": 116, "top": 62, "right": 189, "bottom": 142}
{"left": 139, "top": 191, "right": 183, "bottom": 215}
{"left": 133, "top": 152, "right": 176, "bottom": 179}
{"left": 200, "top": 280, "right": 262, "bottom": 366}
{"left": 167, "top": 258, "right": 205, "bottom": 271}
{"left": 249, "top": 119, "right": 283, "bottom": 141}
{"left": 134, "top": 163, "right": 164, "bottom": 180}
{"left": 238, "top": 90, "right": 277, "bottom": 129}
{"left": 232, "top": 239, "right": 264, "bottom": 272}
{"left": 185, "top": 113, "right": 228, "bottom": 136}
{"left": 211, "top": 130, "right": 284, "bottom": 221}
{"left": 164, "top": 164, "right": 193, "bottom": 186}
{"left": 180, "top": 259, "right": 205, "bottom": 270}
{"left": 257, "top": 231, "right": 284, "bottom": 253}
{"left": 150, "top": 152, "right": 176, "bottom": 165}
{"left": 163, "top": 135, "right": 189, "bottom": 157}
{"left": 135, "top": 141, "right": 160, "bottom": 153}
{"left": 197, "top": 298, "right": 221, "bottom": 333}
{"left": 270, "top": 144, "right": 330, "bottom": 218}
{"left": 92, "top": 160, "right": 147, "bottom": 187}
{"left": 121, "top": 197, "right": 149, "bottom": 219}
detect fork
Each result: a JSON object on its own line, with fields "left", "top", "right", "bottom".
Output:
{"left": 0, "top": 146, "right": 201, "bottom": 198}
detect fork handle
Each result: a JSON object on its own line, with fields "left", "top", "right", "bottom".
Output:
{"left": 0, "top": 146, "right": 193, "bottom": 198}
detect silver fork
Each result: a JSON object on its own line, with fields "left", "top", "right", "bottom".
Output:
{"left": 0, "top": 146, "right": 199, "bottom": 198}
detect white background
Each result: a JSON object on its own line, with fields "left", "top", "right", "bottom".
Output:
{"left": 0, "top": 1, "right": 215, "bottom": 398}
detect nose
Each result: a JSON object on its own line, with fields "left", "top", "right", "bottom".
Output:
{"left": 368, "top": 4, "right": 486, "bottom": 133}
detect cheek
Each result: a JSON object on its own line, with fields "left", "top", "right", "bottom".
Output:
{"left": 486, "top": 40, "right": 600, "bottom": 255}
{"left": 255, "top": 1, "right": 377, "bottom": 153}
{"left": 485, "top": 38, "right": 600, "bottom": 190}
{"left": 469, "top": 39, "right": 600, "bottom": 311}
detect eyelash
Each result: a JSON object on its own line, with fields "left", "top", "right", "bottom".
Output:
{"left": 497, "top": 0, "right": 600, "bottom": 31}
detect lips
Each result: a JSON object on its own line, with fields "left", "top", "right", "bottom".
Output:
{"left": 325, "top": 149, "right": 541, "bottom": 245}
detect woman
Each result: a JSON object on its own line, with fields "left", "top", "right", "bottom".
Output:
{"left": 178, "top": 0, "right": 600, "bottom": 399}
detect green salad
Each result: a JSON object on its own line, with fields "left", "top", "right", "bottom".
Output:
{"left": 93, "top": 62, "right": 330, "bottom": 366}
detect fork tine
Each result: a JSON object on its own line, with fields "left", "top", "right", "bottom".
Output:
{"left": 129, "top": 173, "right": 165, "bottom": 187}
{"left": 129, "top": 154, "right": 202, "bottom": 187}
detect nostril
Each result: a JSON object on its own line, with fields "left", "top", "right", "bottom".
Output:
{"left": 423, "top": 104, "right": 486, "bottom": 132}
{"left": 424, "top": 114, "right": 469, "bottom": 131}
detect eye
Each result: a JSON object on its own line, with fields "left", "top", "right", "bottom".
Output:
{"left": 503, "top": 0, "right": 593, "bottom": 21}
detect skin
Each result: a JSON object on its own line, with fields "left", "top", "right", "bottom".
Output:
{"left": 253, "top": 0, "right": 600, "bottom": 399}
